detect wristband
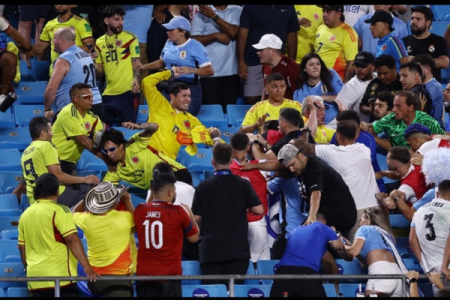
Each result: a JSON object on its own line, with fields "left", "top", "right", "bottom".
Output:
{"left": 393, "top": 196, "right": 399, "bottom": 203}
{"left": 212, "top": 14, "right": 219, "bottom": 22}
{"left": 409, "top": 278, "right": 417, "bottom": 283}
{"left": 45, "top": 109, "right": 52, "bottom": 112}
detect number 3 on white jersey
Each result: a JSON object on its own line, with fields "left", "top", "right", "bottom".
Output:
{"left": 143, "top": 220, "right": 163, "bottom": 249}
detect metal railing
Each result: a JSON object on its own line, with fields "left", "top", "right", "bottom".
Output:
{"left": 0, "top": 273, "right": 429, "bottom": 297}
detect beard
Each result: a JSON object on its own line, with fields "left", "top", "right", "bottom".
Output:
{"left": 411, "top": 26, "right": 426, "bottom": 36}
{"left": 56, "top": 7, "right": 69, "bottom": 16}
{"left": 108, "top": 24, "right": 122, "bottom": 35}
{"left": 170, "top": 195, "right": 176, "bottom": 204}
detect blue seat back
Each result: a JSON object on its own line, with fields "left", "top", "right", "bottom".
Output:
{"left": 14, "top": 81, "right": 48, "bottom": 105}
{"left": 233, "top": 284, "right": 272, "bottom": 297}
{"left": 182, "top": 284, "right": 228, "bottom": 297}
{"left": 226, "top": 104, "right": 252, "bottom": 127}
{"left": 0, "top": 229, "right": 19, "bottom": 240}
{"left": 30, "top": 59, "right": 50, "bottom": 81}
{"left": 0, "top": 149, "right": 22, "bottom": 171}
{"left": 0, "top": 262, "right": 26, "bottom": 287}
{"left": 77, "top": 151, "right": 107, "bottom": 173}
{"left": 0, "top": 108, "right": 15, "bottom": 128}
{"left": 182, "top": 260, "right": 202, "bottom": 285}
{"left": 338, "top": 283, "right": 366, "bottom": 297}
{"left": 13, "top": 104, "right": 44, "bottom": 127}
{"left": 0, "top": 239, "right": 21, "bottom": 262}
{"left": 136, "top": 105, "right": 148, "bottom": 123}
{"left": 111, "top": 127, "right": 140, "bottom": 141}
{"left": 177, "top": 148, "right": 214, "bottom": 172}
{"left": 0, "top": 127, "right": 32, "bottom": 151}
{"left": 196, "top": 105, "right": 227, "bottom": 127}
{"left": 245, "top": 260, "right": 259, "bottom": 285}
{"left": 0, "top": 216, "right": 19, "bottom": 236}
{"left": 0, "top": 194, "right": 20, "bottom": 210}
{"left": 256, "top": 259, "right": 279, "bottom": 285}
{"left": 0, "top": 172, "right": 22, "bottom": 195}
{"left": 323, "top": 283, "right": 338, "bottom": 297}
{"left": 335, "top": 258, "right": 364, "bottom": 283}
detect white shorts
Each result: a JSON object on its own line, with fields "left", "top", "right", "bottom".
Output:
{"left": 248, "top": 217, "right": 270, "bottom": 262}
{"left": 367, "top": 261, "right": 405, "bottom": 297}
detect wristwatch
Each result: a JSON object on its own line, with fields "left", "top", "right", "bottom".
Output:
{"left": 212, "top": 14, "right": 220, "bottom": 22}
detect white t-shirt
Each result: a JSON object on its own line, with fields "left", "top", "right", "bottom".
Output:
{"left": 0, "top": 16, "right": 10, "bottom": 32}
{"left": 315, "top": 142, "right": 379, "bottom": 209}
{"left": 417, "top": 138, "right": 442, "bottom": 156}
{"left": 146, "top": 181, "right": 195, "bottom": 208}
{"left": 398, "top": 165, "right": 420, "bottom": 205}
{"left": 344, "top": 5, "right": 375, "bottom": 27}
{"left": 411, "top": 198, "right": 450, "bottom": 273}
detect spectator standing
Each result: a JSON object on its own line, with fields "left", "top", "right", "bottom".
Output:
{"left": 21, "top": 116, "right": 99, "bottom": 206}
{"left": 18, "top": 173, "right": 99, "bottom": 297}
{"left": 94, "top": 5, "right": 141, "bottom": 127}
{"left": 134, "top": 163, "right": 199, "bottom": 297}
{"left": 314, "top": 5, "right": 358, "bottom": 83}
{"left": 191, "top": 5, "right": 242, "bottom": 112}
{"left": 237, "top": 5, "right": 299, "bottom": 105}
{"left": 293, "top": 5, "right": 323, "bottom": 63}
{"left": 343, "top": 5, "right": 375, "bottom": 27}
{"left": 353, "top": 5, "right": 408, "bottom": 57}
{"left": 141, "top": 16, "right": 214, "bottom": 116}
{"left": 34, "top": 5, "right": 95, "bottom": 76}
{"left": 73, "top": 182, "right": 135, "bottom": 297}
{"left": 253, "top": 33, "right": 300, "bottom": 101}
{"left": 192, "top": 143, "right": 264, "bottom": 287}
{"left": 293, "top": 52, "right": 344, "bottom": 129}
{"left": 301, "top": 96, "right": 336, "bottom": 144}
{"left": 403, "top": 6, "right": 449, "bottom": 83}
{"left": 43, "top": 27, "right": 103, "bottom": 121}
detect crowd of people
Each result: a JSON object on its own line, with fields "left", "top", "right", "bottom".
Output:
{"left": 2, "top": 3, "right": 450, "bottom": 297}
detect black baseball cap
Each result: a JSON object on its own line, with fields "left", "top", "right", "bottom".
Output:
{"left": 365, "top": 10, "right": 393, "bottom": 26}
{"left": 354, "top": 51, "right": 375, "bottom": 67}
{"left": 317, "top": 5, "right": 344, "bottom": 12}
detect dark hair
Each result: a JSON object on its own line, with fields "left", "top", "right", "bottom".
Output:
{"left": 152, "top": 164, "right": 177, "bottom": 194}
{"left": 399, "top": 61, "right": 423, "bottom": 80}
{"left": 212, "top": 143, "right": 232, "bottom": 165}
{"left": 404, "top": 123, "right": 431, "bottom": 139}
{"left": 394, "top": 90, "right": 420, "bottom": 111}
{"left": 336, "top": 120, "right": 358, "bottom": 140}
{"left": 374, "top": 54, "right": 397, "bottom": 70}
{"left": 263, "top": 120, "right": 279, "bottom": 132}
{"left": 376, "top": 91, "right": 395, "bottom": 111}
{"left": 436, "top": 288, "right": 450, "bottom": 297}
{"left": 388, "top": 146, "right": 411, "bottom": 164}
{"left": 266, "top": 72, "right": 286, "bottom": 84}
{"left": 336, "top": 110, "right": 361, "bottom": 125}
{"left": 29, "top": 116, "right": 51, "bottom": 139}
{"left": 279, "top": 107, "right": 303, "bottom": 128}
{"left": 411, "top": 5, "right": 434, "bottom": 26}
{"left": 438, "top": 179, "right": 450, "bottom": 195}
{"left": 34, "top": 173, "right": 60, "bottom": 200}
{"left": 99, "top": 128, "right": 127, "bottom": 149}
{"left": 101, "top": 5, "right": 126, "bottom": 31}
{"left": 230, "top": 132, "right": 249, "bottom": 151}
{"left": 69, "top": 82, "right": 92, "bottom": 99}
{"left": 297, "top": 52, "right": 335, "bottom": 94}
{"left": 169, "top": 81, "right": 190, "bottom": 96}
{"left": 411, "top": 53, "right": 436, "bottom": 75}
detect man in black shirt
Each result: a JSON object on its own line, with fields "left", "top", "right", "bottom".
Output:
{"left": 277, "top": 143, "right": 357, "bottom": 237}
{"left": 402, "top": 6, "right": 449, "bottom": 83}
{"left": 360, "top": 54, "right": 403, "bottom": 122}
{"left": 191, "top": 142, "right": 263, "bottom": 288}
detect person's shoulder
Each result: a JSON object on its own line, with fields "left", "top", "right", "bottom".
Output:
{"left": 121, "top": 30, "right": 138, "bottom": 40}
{"left": 283, "top": 99, "right": 301, "bottom": 106}
{"left": 247, "top": 100, "right": 268, "bottom": 113}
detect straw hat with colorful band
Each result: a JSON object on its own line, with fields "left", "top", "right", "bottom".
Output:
{"left": 84, "top": 182, "right": 129, "bottom": 214}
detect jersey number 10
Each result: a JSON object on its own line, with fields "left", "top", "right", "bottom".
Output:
{"left": 142, "top": 220, "right": 163, "bottom": 249}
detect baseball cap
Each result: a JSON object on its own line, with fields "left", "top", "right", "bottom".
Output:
{"left": 162, "top": 16, "right": 191, "bottom": 31}
{"left": 317, "top": 5, "right": 344, "bottom": 12}
{"left": 252, "top": 34, "right": 283, "bottom": 50}
{"left": 277, "top": 144, "right": 300, "bottom": 166}
{"left": 353, "top": 51, "right": 375, "bottom": 67}
{"left": 365, "top": 10, "right": 393, "bottom": 26}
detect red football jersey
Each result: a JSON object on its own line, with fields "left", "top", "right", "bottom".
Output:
{"left": 262, "top": 55, "right": 300, "bottom": 100}
{"left": 133, "top": 201, "right": 198, "bottom": 275}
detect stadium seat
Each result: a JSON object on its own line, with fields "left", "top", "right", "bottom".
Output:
{"left": 389, "top": 214, "right": 410, "bottom": 229}
{"left": 112, "top": 127, "right": 140, "bottom": 140}
{"left": 0, "top": 108, "right": 15, "bottom": 128}
{"left": 196, "top": 105, "right": 228, "bottom": 127}
{"left": 433, "top": 5, "right": 450, "bottom": 21}
{"left": 0, "top": 149, "right": 22, "bottom": 171}
{"left": 403, "top": 258, "right": 416, "bottom": 272}
{"left": 338, "top": 283, "right": 366, "bottom": 297}
{"left": 0, "top": 171, "right": 22, "bottom": 195}
{"left": 77, "top": 151, "right": 107, "bottom": 173}
{"left": 0, "top": 262, "right": 27, "bottom": 289}
{"left": 13, "top": 104, "right": 44, "bottom": 127}
{"left": 30, "top": 59, "right": 50, "bottom": 81}
{"left": 130, "top": 193, "right": 146, "bottom": 208}
{"left": 323, "top": 283, "right": 338, "bottom": 297}
{"left": 226, "top": 104, "right": 252, "bottom": 127}
{"left": 19, "top": 60, "right": 33, "bottom": 82}
{"left": 0, "top": 216, "right": 19, "bottom": 235}
{"left": 396, "top": 236, "right": 412, "bottom": 256}
{"left": 136, "top": 104, "right": 149, "bottom": 124}
{"left": 20, "top": 194, "right": 29, "bottom": 212}
{"left": 6, "top": 287, "right": 29, "bottom": 297}
{"left": 418, "top": 282, "right": 434, "bottom": 297}
{"left": 0, "top": 209, "right": 21, "bottom": 217}
{"left": 335, "top": 258, "right": 364, "bottom": 283}
{"left": 182, "top": 284, "right": 228, "bottom": 297}
{"left": 0, "top": 240, "right": 21, "bottom": 262}
{"left": 233, "top": 284, "right": 272, "bottom": 297}
{"left": 0, "top": 194, "right": 20, "bottom": 210}
{"left": 203, "top": 170, "right": 214, "bottom": 180}
{"left": 0, "top": 127, "right": 32, "bottom": 151}
{"left": 177, "top": 148, "right": 214, "bottom": 173}
{"left": 429, "top": 21, "right": 449, "bottom": 36}
{"left": 216, "top": 126, "right": 238, "bottom": 145}
{"left": 245, "top": 260, "right": 259, "bottom": 285}
{"left": 256, "top": 259, "right": 279, "bottom": 285}
{"left": 181, "top": 260, "right": 202, "bottom": 285}
{"left": 81, "top": 238, "right": 88, "bottom": 255}
{"left": 191, "top": 170, "right": 201, "bottom": 187}
{"left": 0, "top": 288, "right": 3, "bottom": 297}
{"left": 0, "top": 229, "right": 18, "bottom": 240}
{"left": 14, "top": 81, "right": 48, "bottom": 105}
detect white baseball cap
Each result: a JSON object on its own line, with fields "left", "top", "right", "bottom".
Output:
{"left": 252, "top": 34, "right": 283, "bottom": 50}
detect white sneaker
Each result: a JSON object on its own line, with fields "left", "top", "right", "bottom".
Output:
{"left": 0, "top": 94, "right": 6, "bottom": 105}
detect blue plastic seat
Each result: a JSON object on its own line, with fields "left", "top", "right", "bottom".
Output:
{"left": 233, "top": 284, "right": 272, "bottom": 297}
{"left": 396, "top": 236, "right": 412, "bottom": 256}
{"left": 0, "top": 240, "right": 21, "bottom": 262}
{"left": 77, "top": 151, "right": 107, "bottom": 173}
{"left": 20, "top": 194, "right": 29, "bottom": 212}
{"left": 19, "top": 60, "right": 33, "bottom": 82}
{"left": 196, "top": 105, "right": 228, "bottom": 127}
{"left": 226, "top": 104, "right": 252, "bottom": 127}
{"left": 256, "top": 259, "right": 279, "bottom": 285}
{"left": 335, "top": 258, "right": 364, "bottom": 283}
{"left": 203, "top": 170, "right": 214, "bottom": 180}
{"left": 181, "top": 260, "right": 202, "bottom": 285}
{"left": 245, "top": 260, "right": 259, "bottom": 285}
{"left": 0, "top": 209, "right": 21, "bottom": 217}
{"left": 130, "top": 193, "right": 146, "bottom": 208}
{"left": 0, "top": 229, "right": 18, "bottom": 240}
{"left": 177, "top": 148, "right": 214, "bottom": 173}
{"left": 0, "top": 171, "right": 22, "bottom": 194}
{"left": 216, "top": 126, "right": 239, "bottom": 145}
{"left": 429, "top": 21, "right": 449, "bottom": 36}
{"left": 30, "top": 59, "right": 50, "bottom": 81}
{"left": 0, "top": 216, "right": 19, "bottom": 236}
{"left": 14, "top": 81, "right": 48, "bottom": 105}
{"left": 323, "top": 283, "right": 338, "bottom": 297}
{"left": 182, "top": 284, "right": 228, "bottom": 297}
{"left": 0, "top": 149, "right": 22, "bottom": 171}
{"left": 0, "top": 194, "right": 20, "bottom": 210}
{"left": 0, "top": 107, "right": 15, "bottom": 128}
{"left": 0, "top": 262, "right": 26, "bottom": 289}
{"left": 0, "top": 127, "right": 33, "bottom": 151}
{"left": 338, "top": 283, "right": 366, "bottom": 297}
{"left": 111, "top": 127, "right": 141, "bottom": 141}
{"left": 390, "top": 214, "right": 410, "bottom": 229}
{"left": 403, "top": 258, "right": 417, "bottom": 272}
{"left": 13, "top": 104, "right": 45, "bottom": 127}
{"left": 136, "top": 104, "right": 148, "bottom": 124}
{"left": 7, "top": 287, "right": 29, "bottom": 297}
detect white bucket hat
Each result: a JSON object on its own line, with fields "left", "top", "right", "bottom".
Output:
{"left": 84, "top": 182, "right": 129, "bottom": 214}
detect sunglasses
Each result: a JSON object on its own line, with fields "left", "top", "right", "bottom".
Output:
{"left": 72, "top": 94, "right": 93, "bottom": 100}
{"left": 101, "top": 146, "right": 116, "bottom": 154}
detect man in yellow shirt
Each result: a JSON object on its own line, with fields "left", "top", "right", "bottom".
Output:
{"left": 302, "top": 96, "right": 336, "bottom": 144}
{"left": 33, "top": 5, "right": 94, "bottom": 76}
{"left": 239, "top": 72, "right": 303, "bottom": 134}
{"left": 21, "top": 116, "right": 100, "bottom": 206}
{"left": 52, "top": 83, "right": 114, "bottom": 175}
{"left": 122, "top": 69, "right": 221, "bottom": 160}
{"left": 293, "top": 5, "right": 324, "bottom": 63}
{"left": 315, "top": 5, "right": 358, "bottom": 83}
{"left": 18, "top": 173, "right": 99, "bottom": 297}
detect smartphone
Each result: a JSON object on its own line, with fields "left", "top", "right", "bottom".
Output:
{"left": 86, "top": 43, "right": 94, "bottom": 53}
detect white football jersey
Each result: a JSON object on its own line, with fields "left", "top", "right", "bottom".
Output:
{"left": 411, "top": 198, "right": 450, "bottom": 273}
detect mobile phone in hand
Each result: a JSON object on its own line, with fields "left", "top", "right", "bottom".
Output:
{"left": 87, "top": 43, "right": 94, "bottom": 53}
